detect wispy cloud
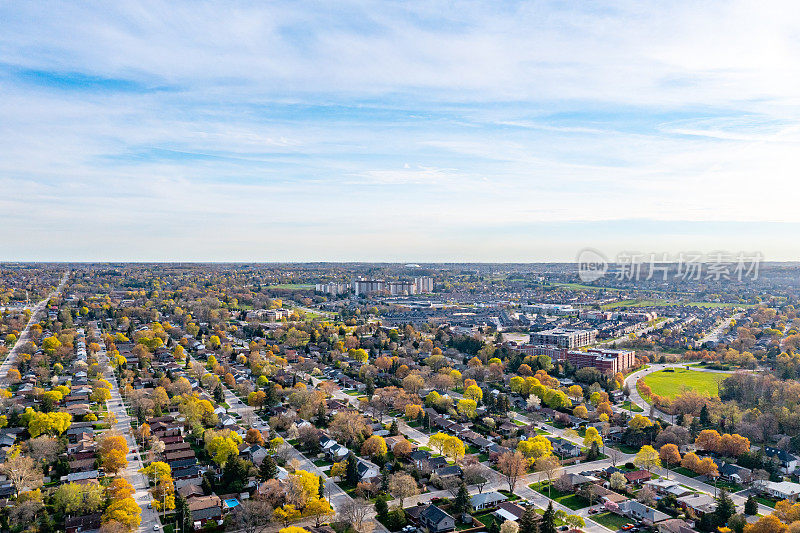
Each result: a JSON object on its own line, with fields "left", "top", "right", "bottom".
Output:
{"left": 2, "top": 1, "right": 800, "bottom": 260}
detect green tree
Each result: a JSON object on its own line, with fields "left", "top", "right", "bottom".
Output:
{"left": 714, "top": 489, "right": 736, "bottom": 526}
{"left": 345, "top": 453, "right": 359, "bottom": 486}
{"left": 744, "top": 494, "right": 758, "bottom": 516}
{"left": 259, "top": 455, "right": 277, "bottom": 481}
{"left": 541, "top": 502, "right": 556, "bottom": 533}
{"left": 453, "top": 482, "right": 470, "bottom": 517}
{"left": 519, "top": 506, "right": 540, "bottom": 533}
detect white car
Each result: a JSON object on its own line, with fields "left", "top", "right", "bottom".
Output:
{"left": 153, "top": 526, "right": 160, "bottom": 531}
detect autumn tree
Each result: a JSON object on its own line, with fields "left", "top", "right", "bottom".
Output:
{"left": 497, "top": 451, "right": 527, "bottom": 493}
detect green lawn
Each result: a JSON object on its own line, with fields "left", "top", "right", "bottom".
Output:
{"left": 755, "top": 496, "right": 777, "bottom": 508}
{"left": 642, "top": 368, "right": 727, "bottom": 399}
{"left": 529, "top": 482, "right": 588, "bottom": 510}
{"left": 672, "top": 467, "right": 699, "bottom": 478}
{"left": 593, "top": 512, "right": 631, "bottom": 530}
{"left": 620, "top": 400, "right": 643, "bottom": 412}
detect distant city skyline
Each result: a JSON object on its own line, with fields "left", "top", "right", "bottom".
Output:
{"left": 2, "top": 1, "right": 800, "bottom": 261}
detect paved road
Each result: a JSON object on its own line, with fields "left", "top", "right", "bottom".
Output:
{"left": 699, "top": 313, "right": 742, "bottom": 345}
{"left": 0, "top": 272, "right": 69, "bottom": 384}
{"left": 187, "top": 355, "right": 390, "bottom": 532}
{"left": 98, "top": 326, "right": 163, "bottom": 533}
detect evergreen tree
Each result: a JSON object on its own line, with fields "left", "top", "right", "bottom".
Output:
{"left": 453, "top": 483, "right": 470, "bottom": 517}
{"left": 375, "top": 496, "right": 389, "bottom": 523}
{"left": 488, "top": 518, "right": 500, "bottom": 533}
{"left": 259, "top": 455, "right": 277, "bottom": 481}
{"left": 518, "top": 506, "right": 540, "bottom": 533}
{"left": 744, "top": 494, "right": 758, "bottom": 516}
{"left": 222, "top": 456, "right": 248, "bottom": 493}
{"left": 541, "top": 502, "right": 556, "bottom": 533}
{"left": 700, "top": 405, "right": 710, "bottom": 426}
{"left": 214, "top": 385, "right": 224, "bottom": 403}
{"left": 366, "top": 380, "right": 375, "bottom": 398}
{"left": 714, "top": 489, "right": 736, "bottom": 526}
{"left": 175, "top": 493, "right": 192, "bottom": 532}
{"left": 390, "top": 419, "right": 400, "bottom": 436}
{"left": 316, "top": 403, "right": 327, "bottom": 427}
{"left": 318, "top": 475, "right": 325, "bottom": 498}
{"left": 346, "top": 453, "right": 359, "bottom": 486}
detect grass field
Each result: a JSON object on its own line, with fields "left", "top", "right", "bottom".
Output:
{"left": 642, "top": 368, "right": 727, "bottom": 398}
{"left": 620, "top": 400, "right": 644, "bottom": 412}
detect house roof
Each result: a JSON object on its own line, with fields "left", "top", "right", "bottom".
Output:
{"left": 470, "top": 491, "right": 507, "bottom": 507}
{"left": 421, "top": 504, "right": 453, "bottom": 525}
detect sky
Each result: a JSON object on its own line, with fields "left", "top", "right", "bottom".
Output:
{"left": 2, "top": 0, "right": 800, "bottom": 262}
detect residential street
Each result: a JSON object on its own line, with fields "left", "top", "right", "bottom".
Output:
{"left": 0, "top": 271, "right": 69, "bottom": 384}
{"left": 100, "top": 333, "right": 164, "bottom": 533}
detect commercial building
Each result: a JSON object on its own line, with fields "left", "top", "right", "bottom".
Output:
{"left": 530, "top": 327, "right": 597, "bottom": 348}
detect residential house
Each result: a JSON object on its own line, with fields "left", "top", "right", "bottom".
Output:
{"left": 754, "top": 480, "right": 800, "bottom": 501}
{"left": 189, "top": 495, "right": 223, "bottom": 529}
{"left": 470, "top": 491, "right": 508, "bottom": 511}
{"left": 763, "top": 447, "right": 798, "bottom": 474}
{"left": 658, "top": 519, "right": 698, "bottom": 533}
{"left": 619, "top": 500, "right": 669, "bottom": 525}
{"left": 677, "top": 493, "right": 717, "bottom": 516}
{"left": 624, "top": 470, "right": 652, "bottom": 486}
{"left": 414, "top": 504, "right": 456, "bottom": 533}
{"left": 718, "top": 463, "right": 752, "bottom": 485}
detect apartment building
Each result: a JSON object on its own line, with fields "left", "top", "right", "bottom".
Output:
{"left": 530, "top": 327, "right": 597, "bottom": 348}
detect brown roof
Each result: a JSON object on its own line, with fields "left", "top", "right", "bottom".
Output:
{"left": 188, "top": 495, "right": 221, "bottom": 512}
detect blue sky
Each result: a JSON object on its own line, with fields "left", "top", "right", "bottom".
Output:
{"left": 2, "top": 0, "right": 800, "bottom": 262}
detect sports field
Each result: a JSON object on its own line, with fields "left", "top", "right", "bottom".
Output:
{"left": 642, "top": 368, "right": 727, "bottom": 398}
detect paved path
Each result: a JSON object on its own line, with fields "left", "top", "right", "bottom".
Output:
{"left": 0, "top": 272, "right": 69, "bottom": 384}
{"left": 98, "top": 325, "right": 163, "bottom": 533}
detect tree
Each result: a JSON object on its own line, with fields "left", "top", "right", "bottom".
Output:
{"left": 744, "top": 495, "right": 758, "bottom": 516}
{"left": 273, "top": 504, "right": 301, "bottom": 526}
{"left": 1, "top": 454, "right": 43, "bottom": 497}
{"left": 565, "top": 515, "right": 585, "bottom": 530}
{"left": 535, "top": 456, "right": 562, "bottom": 498}
{"left": 464, "top": 385, "right": 483, "bottom": 402}
{"left": 501, "top": 520, "right": 520, "bottom": 533}
{"left": 107, "top": 478, "right": 136, "bottom": 501}
{"left": 498, "top": 451, "right": 527, "bottom": 493}
{"left": 260, "top": 455, "right": 278, "bottom": 481}
{"left": 489, "top": 517, "right": 501, "bottom": 533}
{"left": 715, "top": 489, "right": 736, "bottom": 526}
{"left": 304, "top": 496, "right": 334, "bottom": 527}
{"left": 345, "top": 454, "right": 359, "bottom": 486}
{"left": 103, "top": 448, "right": 128, "bottom": 475}
{"left": 457, "top": 399, "right": 478, "bottom": 419}
{"left": 388, "top": 472, "right": 419, "bottom": 508}
{"left": 609, "top": 471, "right": 627, "bottom": 491}
{"left": 659, "top": 443, "right": 682, "bottom": 466}
{"left": 337, "top": 499, "right": 372, "bottom": 533}
{"left": 375, "top": 497, "right": 389, "bottom": 523}
{"left": 102, "top": 497, "right": 142, "bottom": 530}
{"left": 541, "top": 502, "right": 556, "bottom": 533}
{"left": 361, "top": 435, "right": 388, "bottom": 461}
{"left": 53, "top": 482, "right": 104, "bottom": 514}
{"left": 583, "top": 427, "right": 603, "bottom": 449}
{"left": 695, "top": 429, "right": 722, "bottom": 453}
{"left": 231, "top": 499, "right": 273, "bottom": 533}
{"left": 463, "top": 463, "right": 488, "bottom": 493}
{"left": 634, "top": 445, "right": 661, "bottom": 472}
{"left": 329, "top": 411, "right": 368, "bottom": 448}
{"left": 453, "top": 482, "right": 470, "bottom": 516}
{"left": 518, "top": 506, "right": 539, "bottom": 533}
